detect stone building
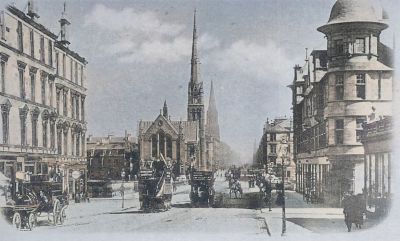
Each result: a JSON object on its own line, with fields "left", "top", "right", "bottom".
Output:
{"left": 289, "top": 0, "right": 393, "bottom": 206}
{"left": 86, "top": 133, "right": 137, "bottom": 181}
{"left": 362, "top": 116, "right": 392, "bottom": 217}
{"left": 138, "top": 11, "right": 221, "bottom": 173}
{"left": 256, "top": 117, "right": 295, "bottom": 183}
{"left": 0, "top": 2, "right": 87, "bottom": 197}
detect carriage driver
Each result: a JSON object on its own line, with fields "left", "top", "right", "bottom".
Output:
{"left": 38, "top": 190, "right": 50, "bottom": 210}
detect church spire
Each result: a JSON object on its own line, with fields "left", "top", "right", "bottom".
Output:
{"left": 209, "top": 81, "right": 216, "bottom": 110}
{"left": 206, "top": 80, "right": 220, "bottom": 140}
{"left": 190, "top": 9, "right": 198, "bottom": 84}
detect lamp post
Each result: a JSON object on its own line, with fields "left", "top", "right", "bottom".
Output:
{"left": 279, "top": 138, "right": 289, "bottom": 236}
{"left": 121, "top": 169, "right": 126, "bottom": 209}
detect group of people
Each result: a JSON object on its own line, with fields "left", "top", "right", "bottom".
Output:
{"left": 342, "top": 193, "right": 366, "bottom": 232}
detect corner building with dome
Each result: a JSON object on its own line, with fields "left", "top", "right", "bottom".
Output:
{"left": 290, "top": 0, "right": 393, "bottom": 206}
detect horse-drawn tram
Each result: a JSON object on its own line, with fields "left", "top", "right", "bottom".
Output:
{"left": 138, "top": 158, "right": 173, "bottom": 211}
{"left": 2, "top": 174, "right": 68, "bottom": 230}
{"left": 189, "top": 170, "right": 215, "bottom": 207}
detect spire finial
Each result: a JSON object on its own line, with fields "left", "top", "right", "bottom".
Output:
{"left": 162, "top": 100, "right": 168, "bottom": 118}
{"left": 190, "top": 9, "right": 199, "bottom": 84}
{"left": 59, "top": 1, "right": 71, "bottom": 46}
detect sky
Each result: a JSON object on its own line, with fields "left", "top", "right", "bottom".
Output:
{"left": 1, "top": 0, "right": 397, "bottom": 162}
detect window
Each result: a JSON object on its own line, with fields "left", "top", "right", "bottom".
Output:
{"left": 63, "top": 91, "right": 68, "bottom": 116}
{"left": 30, "top": 30, "right": 34, "bottom": 57}
{"left": 334, "top": 39, "right": 344, "bottom": 55}
{"left": 57, "top": 129, "right": 62, "bottom": 154}
{"left": 335, "top": 119, "right": 344, "bottom": 145}
{"left": 30, "top": 72, "right": 35, "bottom": 102}
{"left": 0, "top": 11, "right": 5, "bottom": 40}
{"left": 355, "top": 38, "right": 365, "bottom": 54}
{"left": 62, "top": 54, "right": 66, "bottom": 77}
{"left": 70, "top": 59, "right": 73, "bottom": 81}
{"left": 151, "top": 135, "right": 157, "bottom": 157}
{"left": 81, "top": 97, "right": 85, "bottom": 121}
{"left": 42, "top": 120, "right": 48, "bottom": 148}
{"left": 335, "top": 74, "right": 344, "bottom": 100}
{"left": 71, "top": 95, "right": 75, "bottom": 119}
{"left": 270, "top": 144, "right": 277, "bottom": 154}
{"left": 1, "top": 104, "right": 9, "bottom": 144}
{"left": 356, "top": 117, "right": 367, "bottom": 142}
{"left": 48, "top": 40, "right": 53, "bottom": 67}
{"left": 76, "top": 133, "right": 80, "bottom": 156}
{"left": 80, "top": 66, "right": 84, "bottom": 86}
{"left": 270, "top": 133, "right": 276, "bottom": 141}
{"left": 75, "top": 62, "right": 78, "bottom": 83}
{"left": 76, "top": 95, "right": 80, "bottom": 120}
{"left": 56, "top": 52, "right": 59, "bottom": 74}
{"left": 50, "top": 121, "right": 55, "bottom": 149}
{"left": 56, "top": 89, "right": 60, "bottom": 114}
{"left": 32, "top": 114, "right": 38, "bottom": 147}
{"left": 41, "top": 75, "right": 46, "bottom": 105}
{"left": 20, "top": 115, "right": 27, "bottom": 146}
{"left": 18, "top": 67, "right": 25, "bottom": 99}
{"left": 63, "top": 131, "right": 68, "bottom": 155}
{"left": 17, "top": 21, "right": 23, "bottom": 52}
{"left": 40, "top": 35, "right": 45, "bottom": 63}
{"left": 356, "top": 73, "right": 366, "bottom": 99}
{"left": 1, "top": 60, "right": 5, "bottom": 93}
{"left": 49, "top": 81, "right": 53, "bottom": 107}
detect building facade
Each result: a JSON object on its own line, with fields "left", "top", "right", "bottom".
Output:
{"left": 87, "top": 133, "right": 137, "bottom": 181}
{"left": 362, "top": 116, "right": 391, "bottom": 217}
{"left": 256, "top": 117, "right": 295, "bottom": 183}
{"left": 290, "top": 0, "right": 393, "bottom": 206}
{"left": 0, "top": 3, "right": 87, "bottom": 197}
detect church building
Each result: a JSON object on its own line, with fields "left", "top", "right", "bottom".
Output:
{"left": 138, "top": 11, "right": 221, "bottom": 174}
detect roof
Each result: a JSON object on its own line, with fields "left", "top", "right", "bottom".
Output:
{"left": 7, "top": 5, "right": 87, "bottom": 64}
{"left": 7, "top": 5, "right": 58, "bottom": 39}
{"left": 87, "top": 136, "right": 136, "bottom": 145}
{"left": 318, "top": 0, "right": 387, "bottom": 32}
{"left": 139, "top": 116, "right": 198, "bottom": 142}
{"left": 264, "top": 118, "right": 293, "bottom": 133}
{"left": 328, "top": 0, "right": 380, "bottom": 24}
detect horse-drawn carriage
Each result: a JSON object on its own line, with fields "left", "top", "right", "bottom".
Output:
{"left": 138, "top": 158, "right": 173, "bottom": 211}
{"left": 189, "top": 170, "right": 215, "bottom": 206}
{"left": 2, "top": 179, "right": 68, "bottom": 230}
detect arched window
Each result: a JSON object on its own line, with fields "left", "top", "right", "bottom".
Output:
{"left": 159, "top": 131, "right": 165, "bottom": 158}
{"left": 151, "top": 134, "right": 157, "bottom": 158}
{"left": 166, "top": 135, "right": 172, "bottom": 158}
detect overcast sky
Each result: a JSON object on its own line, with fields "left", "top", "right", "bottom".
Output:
{"left": 2, "top": 0, "right": 397, "bottom": 161}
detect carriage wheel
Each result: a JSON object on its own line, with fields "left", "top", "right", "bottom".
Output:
{"left": 12, "top": 212, "right": 22, "bottom": 230}
{"left": 28, "top": 213, "right": 36, "bottom": 230}
{"left": 52, "top": 199, "right": 61, "bottom": 225}
{"left": 59, "top": 208, "right": 66, "bottom": 225}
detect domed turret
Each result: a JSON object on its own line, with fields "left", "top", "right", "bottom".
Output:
{"left": 318, "top": 0, "right": 387, "bottom": 34}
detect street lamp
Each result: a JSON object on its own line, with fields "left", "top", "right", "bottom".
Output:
{"left": 278, "top": 138, "right": 289, "bottom": 236}
{"left": 121, "top": 169, "right": 126, "bottom": 209}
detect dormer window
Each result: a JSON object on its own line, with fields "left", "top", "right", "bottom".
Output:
{"left": 355, "top": 38, "right": 365, "bottom": 54}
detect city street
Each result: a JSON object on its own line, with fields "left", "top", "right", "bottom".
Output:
{"left": 2, "top": 177, "right": 382, "bottom": 240}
